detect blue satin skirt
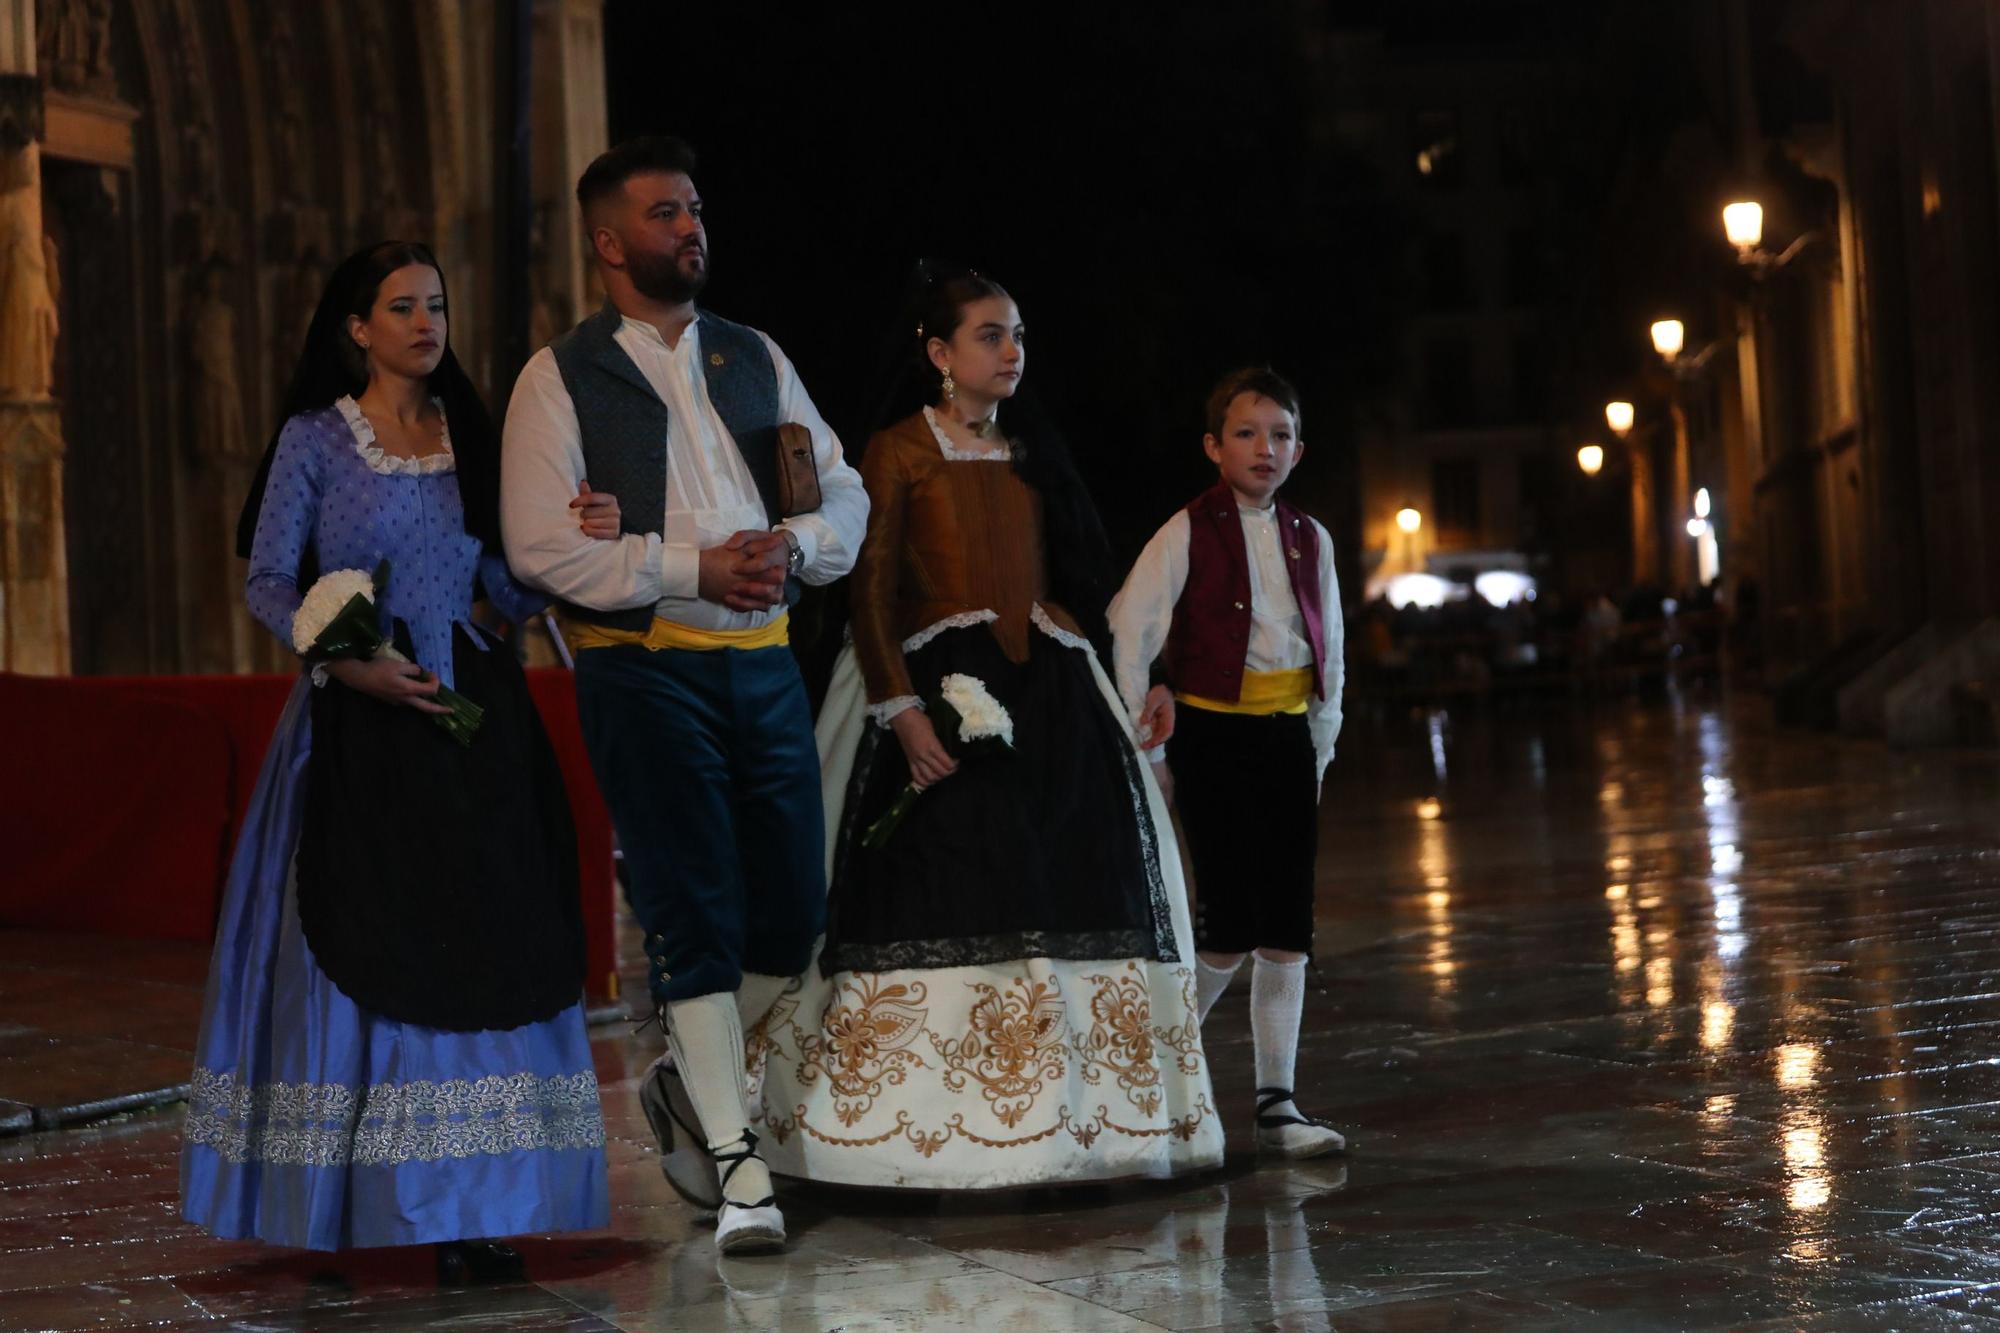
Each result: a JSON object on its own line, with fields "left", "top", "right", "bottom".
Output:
{"left": 179, "top": 679, "right": 609, "bottom": 1251}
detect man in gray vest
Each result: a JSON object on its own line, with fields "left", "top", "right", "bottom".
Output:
{"left": 500, "top": 136, "right": 867, "bottom": 1255}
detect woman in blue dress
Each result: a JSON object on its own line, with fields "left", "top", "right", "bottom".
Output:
{"left": 180, "top": 242, "right": 611, "bottom": 1281}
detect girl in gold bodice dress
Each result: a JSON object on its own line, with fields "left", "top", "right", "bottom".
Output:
{"left": 756, "top": 268, "right": 1221, "bottom": 1190}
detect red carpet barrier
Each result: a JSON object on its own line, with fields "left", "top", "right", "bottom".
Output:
{"left": 0, "top": 670, "right": 620, "bottom": 1007}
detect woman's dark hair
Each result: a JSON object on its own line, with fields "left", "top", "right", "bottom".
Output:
{"left": 235, "top": 241, "right": 503, "bottom": 568}
{"left": 867, "top": 261, "right": 1118, "bottom": 656}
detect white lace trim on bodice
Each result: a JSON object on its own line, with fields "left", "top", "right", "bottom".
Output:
{"left": 921, "top": 406, "right": 1012, "bottom": 462}
{"left": 1030, "top": 603, "right": 1092, "bottom": 652}
{"left": 902, "top": 609, "right": 999, "bottom": 654}
{"left": 336, "top": 395, "right": 456, "bottom": 476}
{"left": 868, "top": 604, "right": 1089, "bottom": 728}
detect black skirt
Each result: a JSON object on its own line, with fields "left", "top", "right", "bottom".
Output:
{"left": 822, "top": 625, "right": 1177, "bottom": 974}
{"left": 295, "top": 622, "right": 584, "bottom": 1032}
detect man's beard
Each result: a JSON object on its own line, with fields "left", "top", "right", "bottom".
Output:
{"left": 627, "top": 245, "right": 708, "bottom": 304}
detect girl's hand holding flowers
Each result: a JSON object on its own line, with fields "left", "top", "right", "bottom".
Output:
{"left": 865, "top": 675, "right": 1013, "bottom": 849}
{"left": 325, "top": 656, "right": 452, "bottom": 714}
{"left": 890, "top": 709, "right": 959, "bottom": 788}
{"left": 292, "top": 561, "right": 484, "bottom": 744}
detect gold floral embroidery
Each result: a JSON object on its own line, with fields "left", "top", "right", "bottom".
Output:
{"left": 1065, "top": 1098, "right": 1216, "bottom": 1148}
{"left": 930, "top": 977, "right": 1067, "bottom": 1128}
{"left": 744, "top": 993, "right": 797, "bottom": 1103}
{"left": 794, "top": 976, "right": 933, "bottom": 1126}
{"left": 1153, "top": 965, "right": 1206, "bottom": 1077}
{"left": 768, "top": 965, "right": 1218, "bottom": 1166}
{"left": 1074, "top": 965, "right": 1164, "bottom": 1118}
{"left": 789, "top": 1104, "right": 1156, "bottom": 1155}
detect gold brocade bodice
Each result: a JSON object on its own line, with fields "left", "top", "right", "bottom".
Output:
{"left": 851, "top": 412, "right": 1083, "bottom": 705}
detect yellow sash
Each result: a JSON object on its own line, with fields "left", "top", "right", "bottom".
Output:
{"left": 1176, "top": 666, "right": 1312, "bottom": 717}
{"left": 565, "top": 612, "right": 791, "bottom": 654}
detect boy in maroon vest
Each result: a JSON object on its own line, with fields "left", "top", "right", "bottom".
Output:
{"left": 1108, "top": 367, "right": 1346, "bottom": 1159}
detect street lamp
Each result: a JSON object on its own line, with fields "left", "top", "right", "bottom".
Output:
{"left": 1723, "top": 201, "right": 1764, "bottom": 257}
{"left": 1577, "top": 443, "right": 1604, "bottom": 476}
{"left": 1650, "top": 319, "right": 1686, "bottom": 362}
{"left": 1722, "top": 199, "right": 1818, "bottom": 273}
{"left": 1694, "top": 486, "right": 1711, "bottom": 519}
{"left": 1605, "top": 401, "right": 1634, "bottom": 436}
{"left": 1396, "top": 507, "right": 1422, "bottom": 534}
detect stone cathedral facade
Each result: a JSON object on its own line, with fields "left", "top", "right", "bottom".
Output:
{"left": 0, "top": 0, "right": 607, "bottom": 677}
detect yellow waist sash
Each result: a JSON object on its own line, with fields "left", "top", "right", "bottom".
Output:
{"left": 1177, "top": 667, "right": 1313, "bottom": 717}
{"left": 566, "top": 612, "right": 790, "bottom": 654}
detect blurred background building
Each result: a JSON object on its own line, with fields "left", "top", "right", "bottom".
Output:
{"left": 4, "top": 0, "right": 2000, "bottom": 746}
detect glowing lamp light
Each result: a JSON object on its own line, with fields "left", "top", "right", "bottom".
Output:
{"left": 1651, "top": 319, "right": 1686, "bottom": 361}
{"left": 1723, "top": 201, "right": 1765, "bottom": 253}
{"left": 1385, "top": 572, "right": 1449, "bottom": 610}
{"left": 1605, "top": 401, "right": 1635, "bottom": 436}
{"left": 1395, "top": 507, "right": 1423, "bottom": 534}
{"left": 1475, "top": 571, "right": 1536, "bottom": 607}
{"left": 1577, "top": 443, "right": 1605, "bottom": 476}
{"left": 1687, "top": 517, "right": 1709, "bottom": 537}
{"left": 1694, "top": 487, "right": 1712, "bottom": 518}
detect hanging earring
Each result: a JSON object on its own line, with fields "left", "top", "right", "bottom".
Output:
{"left": 941, "top": 366, "right": 955, "bottom": 401}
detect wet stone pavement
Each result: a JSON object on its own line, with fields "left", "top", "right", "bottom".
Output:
{"left": 8, "top": 691, "right": 2000, "bottom": 1328}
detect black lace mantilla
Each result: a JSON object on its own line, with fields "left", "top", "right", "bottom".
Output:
{"left": 822, "top": 625, "right": 1181, "bottom": 974}
{"left": 822, "top": 927, "right": 1162, "bottom": 976}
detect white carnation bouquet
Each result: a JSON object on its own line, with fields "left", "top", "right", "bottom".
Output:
{"left": 291, "top": 559, "right": 484, "bottom": 746}
{"left": 862, "top": 673, "right": 1013, "bottom": 849}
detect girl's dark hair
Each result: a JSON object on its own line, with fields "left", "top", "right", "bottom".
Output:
{"left": 235, "top": 241, "right": 503, "bottom": 568}
{"left": 868, "top": 261, "right": 1118, "bottom": 655}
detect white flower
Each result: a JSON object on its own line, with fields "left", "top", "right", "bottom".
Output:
{"left": 291, "top": 568, "right": 378, "bottom": 653}
{"left": 939, "top": 673, "right": 1013, "bottom": 747}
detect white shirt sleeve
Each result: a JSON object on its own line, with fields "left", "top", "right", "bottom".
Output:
{"left": 1107, "top": 511, "right": 1191, "bottom": 759}
{"left": 500, "top": 348, "right": 678, "bottom": 611}
{"left": 761, "top": 333, "right": 868, "bottom": 584}
{"left": 1307, "top": 518, "right": 1344, "bottom": 785}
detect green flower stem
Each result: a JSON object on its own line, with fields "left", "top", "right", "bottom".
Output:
{"left": 378, "top": 644, "right": 485, "bottom": 747}
{"left": 861, "top": 782, "right": 924, "bottom": 851}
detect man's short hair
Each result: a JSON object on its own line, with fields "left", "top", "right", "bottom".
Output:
{"left": 1205, "top": 366, "right": 1302, "bottom": 439}
{"left": 576, "top": 135, "right": 699, "bottom": 216}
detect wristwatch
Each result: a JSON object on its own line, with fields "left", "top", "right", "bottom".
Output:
{"left": 777, "top": 527, "right": 805, "bottom": 576}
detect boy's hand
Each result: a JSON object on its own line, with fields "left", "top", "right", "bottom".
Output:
{"left": 1138, "top": 685, "right": 1175, "bottom": 749}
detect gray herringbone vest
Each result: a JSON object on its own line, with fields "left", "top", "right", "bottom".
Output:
{"left": 549, "top": 303, "right": 783, "bottom": 630}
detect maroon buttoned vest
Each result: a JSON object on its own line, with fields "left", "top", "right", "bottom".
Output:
{"left": 1163, "top": 481, "right": 1328, "bottom": 703}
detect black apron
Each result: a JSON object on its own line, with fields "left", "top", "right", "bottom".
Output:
{"left": 296, "top": 621, "right": 585, "bottom": 1032}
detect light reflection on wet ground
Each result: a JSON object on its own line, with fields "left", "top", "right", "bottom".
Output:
{"left": 8, "top": 694, "right": 2000, "bottom": 1328}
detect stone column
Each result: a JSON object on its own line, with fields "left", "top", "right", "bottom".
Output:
{"left": 533, "top": 0, "right": 607, "bottom": 334}
{"left": 0, "top": 0, "right": 68, "bottom": 674}
{"left": 1628, "top": 431, "right": 1659, "bottom": 588}
{"left": 1666, "top": 396, "right": 1695, "bottom": 591}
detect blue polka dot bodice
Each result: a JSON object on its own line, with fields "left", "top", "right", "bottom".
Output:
{"left": 246, "top": 397, "right": 545, "bottom": 688}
